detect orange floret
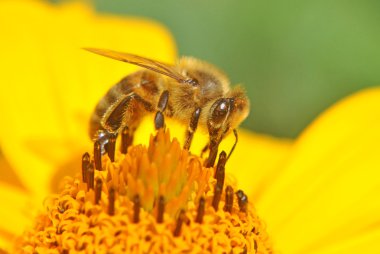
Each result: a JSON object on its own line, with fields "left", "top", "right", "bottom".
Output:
{"left": 16, "top": 130, "right": 273, "bottom": 253}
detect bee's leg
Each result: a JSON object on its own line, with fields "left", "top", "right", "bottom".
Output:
{"left": 154, "top": 90, "right": 169, "bottom": 130}
{"left": 183, "top": 108, "right": 201, "bottom": 150}
{"left": 94, "top": 130, "right": 113, "bottom": 155}
{"left": 119, "top": 94, "right": 153, "bottom": 153}
{"left": 200, "top": 143, "right": 209, "bottom": 158}
{"left": 204, "top": 138, "right": 221, "bottom": 168}
{"left": 204, "top": 126, "right": 231, "bottom": 167}
{"left": 120, "top": 126, "right": 134, "bottom": 154}
{"left": 94, "top": 92, "right": 152, "bottom": 155}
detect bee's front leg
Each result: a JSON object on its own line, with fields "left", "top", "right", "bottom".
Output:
{"left": 204, "top": 137, "right": 221, "bottom": 168}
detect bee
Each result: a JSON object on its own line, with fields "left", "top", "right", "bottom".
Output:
{"left": 86, "top": 48, "right": 249, "bottom": 167}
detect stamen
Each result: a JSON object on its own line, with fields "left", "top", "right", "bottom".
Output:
{"left": 94, "top": 140, "right": 102, "bottom": 171}
{"left": 133, "top": 194, "right": 140, "bottom": 223}
{"left": 108, "top": 186, "right": 115, "bottom": 216}
{"left": 107, "top": 133, "right": 117, "bottom": 162}
{"left": 81, "top": 152, "right": 90, "bottom": 182}
{"left": 157, "top": 195, "right": 165, "bottom": 223}
{"left": 224, "top": 185, "right": 234, "bottom": 213}
{"left": 173, "top": 209, "right": 185, "bottom": 237}
{"left": 17, "top": 129, "right": 272, "bottom": 253}
{"left": 86, "top": 162, "right": 94, "bottom": 190}
{"left": 195, "top": 197, "right": 205, "bottom": 223}
{"left": 212, "top": 183, "right": 222, "bottom": 211}
{"left": 121, "top": 126, "right": 133, "bottom": 154}
{"left": 236, "top": 190, "right": 248, "bottom": 213}
{"left": 95, "top": 178, "right": 102, "bottom": 205}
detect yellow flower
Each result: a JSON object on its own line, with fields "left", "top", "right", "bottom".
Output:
{"left": 0, "top": 0, "right": 379, "bottom": 253}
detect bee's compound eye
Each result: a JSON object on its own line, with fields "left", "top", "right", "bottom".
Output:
{"left": 211, "top": 99, "right": 229, "bottom": 123}
{"left": 184, "top": 78, "right": 199, "bottom": 86}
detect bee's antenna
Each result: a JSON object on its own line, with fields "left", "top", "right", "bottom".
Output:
{"left": 226, "top": 129, "right": 238, "bottom": 161}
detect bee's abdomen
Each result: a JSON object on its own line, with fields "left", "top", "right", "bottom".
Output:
{"left": 89, "top": 71, "right": 160, "bottom": 139}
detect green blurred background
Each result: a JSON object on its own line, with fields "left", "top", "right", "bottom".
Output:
{"left": 77, "top": 0, "right": 380, "bottom": 138}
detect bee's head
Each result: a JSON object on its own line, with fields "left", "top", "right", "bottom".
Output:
{"left": 207, "top": 86, "right": 250, "bottom": 142}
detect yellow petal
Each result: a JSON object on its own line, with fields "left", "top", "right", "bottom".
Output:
{"left": 0, "top": 182, "right": 35, "bottom": 250}
{"left": 0, "top": 0, "right": 176, "bottom": 203}
{"left": 225, "top": 129, "right": 292, "bottom": 197}
{"left": 0, "top": 152, "right": 24, "bottom": 190}
{"left": 258, "top": 87, "right": 380, "bottom": 254}
{"left": 308, "top": 228, "right": 380, "bottom": 254}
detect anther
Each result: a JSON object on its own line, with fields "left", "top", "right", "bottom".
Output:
{"left": 108, "top": 186, "right": 115, "bottom": 216}
{"left": 236, "top": 190, "right": 248, "bottom": 213}
{"left": 173, "top": 209, "right": 186, "bottom": 237}
{"left": 95, "top": 178, "right": 102, "bottom": 205}
{"left": 94, "top": 140, "right": 102, "bottom": 171}
{"left": 212, "top": 183, "right": 222, "bottom": 211}
{"left": 81, "top": 152, "right": 90, "bottom": 183}
{"left": 107, "top": 133, "right": 117, "bottom": 162}
{"left": 121, "top": 126, "right": 133, "bottom": 154}
{"left": 86, "top": 162, "right": 95, "bottom": 190}
{"left": 195, "top": 197, "right": 205, "bottom": 223}
{"left": 133, "top": 194, "right": 140, "bottom": 223}
{"left": 157, "top": 195, "right": 165, "bottom": 223}
{"left": 224, "top": 185, "right": 234, "bottom": 213}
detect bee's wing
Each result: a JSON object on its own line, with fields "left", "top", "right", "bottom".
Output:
{"left": 85, "top": 48, "right": 188, "bottom": 83}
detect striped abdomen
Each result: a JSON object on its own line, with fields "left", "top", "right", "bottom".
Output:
{"left": 89, "top": 70, "right": 161, "bottom": 140}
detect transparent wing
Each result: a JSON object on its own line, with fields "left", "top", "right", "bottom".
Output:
{"left": 85, "top": 48, "right": 188, "bottom": 83}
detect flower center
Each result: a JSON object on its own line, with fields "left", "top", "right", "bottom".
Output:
{"left": 16, "top": 129, "right": 273, "bottom": 253}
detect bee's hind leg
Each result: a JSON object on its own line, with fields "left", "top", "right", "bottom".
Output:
{"left": 118, "top": 94, "right": 152, "bottom": 154}
{"left": 120, "top": 126, "right": 134, "bottom": 154}
{"left": 154, "top": 90, "right": 169, "bottom": 130}
{"left": 183, "top": 108, "right": 201, "bottom": 150}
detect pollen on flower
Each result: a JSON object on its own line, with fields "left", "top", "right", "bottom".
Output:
{"left": 16, "top": 129, "right": 273, "bottom": 253}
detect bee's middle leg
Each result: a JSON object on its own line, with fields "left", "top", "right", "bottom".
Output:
{"left": 183, "top": 107, "right": 201, "bottom": 150}
{"left": 200, "top": 142, "right": 209, "bottom": 158}
{"left": 154, "top": 90, "right": 169, "bottom": 129}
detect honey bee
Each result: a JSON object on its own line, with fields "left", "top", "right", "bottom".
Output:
{"left": 86, "top": 48, "right": 249, "bottom": 167}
